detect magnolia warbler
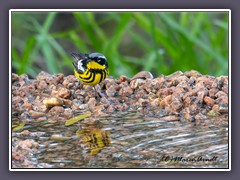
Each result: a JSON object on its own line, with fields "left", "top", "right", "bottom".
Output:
{"left": 71, "top": 52, "right": 109, "bottom": 98}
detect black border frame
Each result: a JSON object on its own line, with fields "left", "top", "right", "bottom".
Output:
{"left": 1, "top": 0, "right": 240, "bottom": 179}
{"left": 9, "top": 9, "right": 230, "bottom": 171}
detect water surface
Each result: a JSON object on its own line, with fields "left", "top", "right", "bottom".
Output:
{"left": 12, "top": 112, "right": 228, "bottom": 169}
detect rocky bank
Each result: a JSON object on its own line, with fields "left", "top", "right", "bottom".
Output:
{"left": 12, "top": 70, "right": 228, "bottom": 123}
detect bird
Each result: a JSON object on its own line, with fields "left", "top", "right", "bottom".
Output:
{"left": 71, "top": 52, "right": 109, "bottom": 98}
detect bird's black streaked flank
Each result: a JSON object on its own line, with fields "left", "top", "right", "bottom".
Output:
{"left": 71, "top": 52, "right": 109, "bottom": 98}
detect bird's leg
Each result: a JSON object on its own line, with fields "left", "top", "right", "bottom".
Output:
{"left": 93, "top": 86, "right": 101, "bottom": 100}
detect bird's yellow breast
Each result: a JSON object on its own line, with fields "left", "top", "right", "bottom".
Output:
{"left": 74, "top": 61, "right": 109, "bottom": 86}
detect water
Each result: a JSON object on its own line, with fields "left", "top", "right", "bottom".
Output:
{"left": 12, "top": 112, "right": 229, "bottom": 169}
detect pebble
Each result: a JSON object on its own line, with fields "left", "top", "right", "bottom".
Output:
{"left": 28, "top": 110, "right": 45, "bottom": 117}
{"left": 43, "top": 97, "right": 63, "bottom": 107}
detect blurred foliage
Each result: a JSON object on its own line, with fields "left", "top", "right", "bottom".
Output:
{"left": 11, "top": 11, "right": 229, "bottom": 78}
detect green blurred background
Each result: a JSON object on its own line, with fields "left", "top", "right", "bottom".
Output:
{"left": 11, "top": 11, "right": 229, "bottom": 78}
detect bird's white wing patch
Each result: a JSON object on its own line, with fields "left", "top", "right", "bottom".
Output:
{"left": 77, "top": 60, "right": 85, "bottom": 72}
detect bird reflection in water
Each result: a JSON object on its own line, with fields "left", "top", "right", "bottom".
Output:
{"left": 76, "top": 127, "right": 111, "bottom": 155}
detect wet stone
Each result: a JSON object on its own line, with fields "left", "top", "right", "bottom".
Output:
{"left": 48, "top": 106, "right": 65, "bottom": 114}
{"left": 28, "top": 110, "right": 45, "bottom": 118}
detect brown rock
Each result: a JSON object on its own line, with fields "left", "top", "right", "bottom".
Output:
{"left": 183, "top": 88, "right": 199, "bottom": 100}
{"left": 105, "top": 77, "right": 117, "bottom": 89}
{"left": 43, "top": 97, "right": 63, "bottom": 107}
{"left": 16, "top": 139, "right": 38, "bottom": 150}
{"left": 172, "top": 75, "right": 189, "bottom": 86}
{"left": 184, "top": 70, "right": 202, "bottom": 77}
{"left": 63, "top": 108, "right": 73, "bottom": 119}
{"left": 118, "top": 75, "right": 130, "bottom": 83}
{"left": 92, "top": 105, "right": 107, "bottom": 116}
{"left": 197, "top": 88, "right": 208, "bottom": 101}
{"left": 195, "top": 80, "right": 206, "bottom": 89}
{"left": 195, "top": 113, "right": 208, "bottom": 120}
{"left": 137, "top": 98, "right": 150, "bottom": 107}
{"left": 100, "top": 96, "right": 110, "bottom": 107}
{"left": 61, "top": 98, "right": 72, "bottom": 106}
{"left": 222, "top": 85, "right": 228, "bottom": 94}
{"left": 23, "top": 103, "right": 33, "bottom": 110}
{"left": 219, "top": 104, "right": 228, "bottom": 113}
{"left": 51, "top": 87, "right": 71, "bottom": 99}
{"left": 106, "top": 86, "right": 117, "bottom": 97}
{"left": 20, "top": 130, "right": 30, "bottom": 136}
{"left": 106, "top": 104, "right": 116, "bottom": 112}
{"left": 172, "top": 87, "right": 185, "bottom": 98}
{"left": 160, "top": 95, "right": 172, "bottom": 107}
{"left": 21, "top": 84, "right": 35, "bottom": 94}
{"left": 130, "top": 79, "right": 146, "bottom": 89}
{"left": 196, "top": 75, "right": 215, "bottom": 89}
{"left": 203, "top": 96, "right": 215, "bottom": 106}
{"left": 157, "top": 87, "right": 174, "bottom": 98}
{"left": 215, "top": 91, "right": 227, "bottom": 98}
{"left": 212, "top": 78, "right": 224, "bottom": 90}
{"left": 143, "top": 80, "right": 153, "bottom": 93}
{"left": 62, "top": 75, "right": 78, "bottom": 88}
{"left": 131, "top": 71, "right": 154, "bottom": 80}
{"left": 12, "top": 73, "right": 19, "bottom": 82}
{"left": 38, "top": 80, "right": 48, "bottom": 90}
{"left": 151, "top": 76, "right": 165, "bottom": 89}
{"left": 28, "top": 110, "right": 45, "bottom": 117}
{"left": 78, "top": 104, "right": 89, "bottom": 110}
{"left": 171, "top": 96, "right": 183, "bottom": 111}
{"left": 36, "top": 71, "right": 64, "bottom": 85}
{"left": 11, "top": 71, "right": 229, "bottom": 124}
{"left": 18, "top": 74, "right": 30, "bottom": 87}
{"left": 181, "top": 107, "right": 191, "bottom": 120}
{"left": 212, "top": 104, "right": 220, "bottom": 112}
{"left": 209, "top": 88, "right": 218, "bottom": 98}
{"left": 149, "top": 98, "right": 159, "bottom": 107}
{"left": 48, "top": 106, "right": 65, "bottom": 114}
{"left": 87, "top": 98, "right": 97, "bottom": 112}
{"left": 184, "top": 96, "right": 192, "bottom": 106}
{"left": 36, "top": 116, "right": 47, "bottom": 122}
{"left": 135, "top": 89, "right": 148, "bottom": 99}
{"left": 119, "top": 85, "right": 133, "bottom": 96}
{"left": 166, "top": 71, "right": 184, "bottom": 80}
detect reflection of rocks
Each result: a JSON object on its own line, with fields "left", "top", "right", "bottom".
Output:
{"left": 12, "top": 70, "right": 228, "bottom": 123}
{"left": 12, "top": 138, "right": 39, "bottom": 168}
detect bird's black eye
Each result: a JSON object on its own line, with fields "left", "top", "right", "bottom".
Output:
{"left": 97, "top": 57, "right": 105, "bottom": 62}
{"left": 89, "top": 52, "right": 107, "bottom": 65}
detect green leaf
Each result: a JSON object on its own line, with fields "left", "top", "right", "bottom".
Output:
{"left": 65, "top": 112, "right": 92, "bottom": 126}
{"left": 18, "top": 36, "right": 36, "bottom": 74}
{"left": 12, "top": 122, "right": 25, "bottom": 132}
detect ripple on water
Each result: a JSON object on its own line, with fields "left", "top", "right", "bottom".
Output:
{"left": 12, "top": 112, "right": 229, "bottom": 168}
